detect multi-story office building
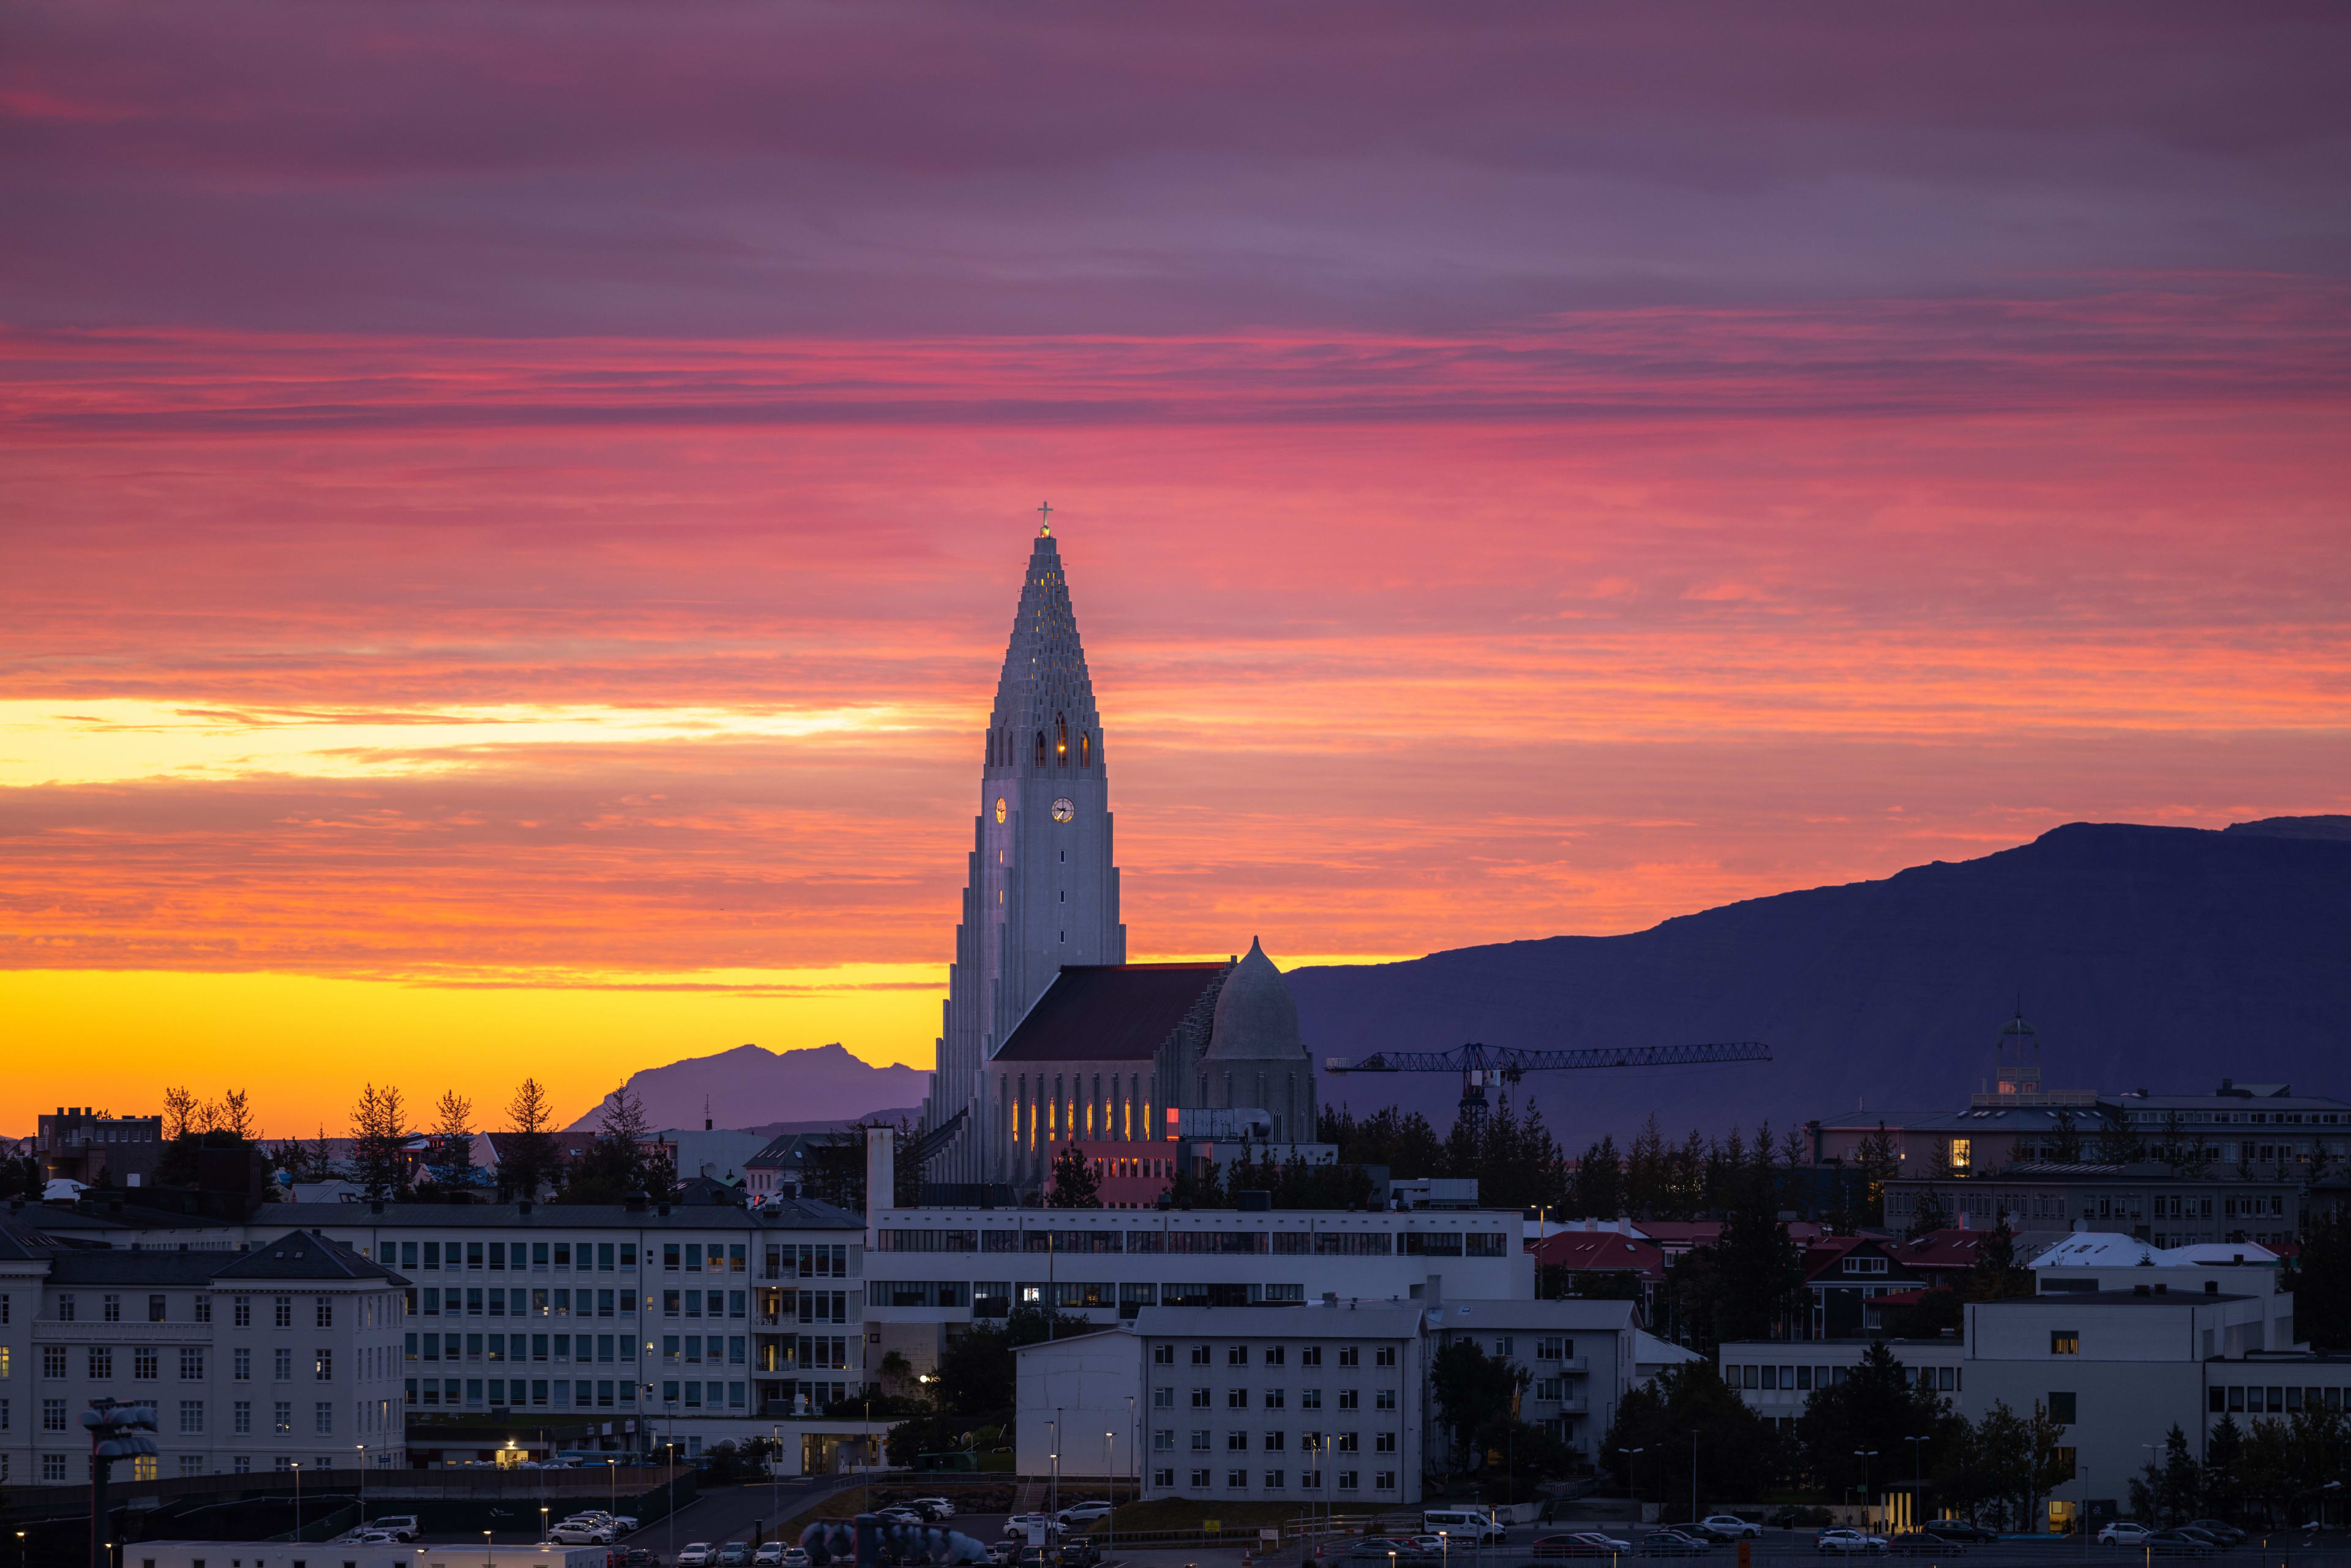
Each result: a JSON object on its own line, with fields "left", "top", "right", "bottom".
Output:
{"left": 865, "top": 1202, "right": 1527, "bottom": 1381}
{"left": 0, "top": 1218, "right": 408, "bottom": 1486}
{"left": 1114, "top": 1304, "right": 1427, "bottom": 1506}
{"left": 3, "top": 1195, "right": 869, "bottom": 1466}
{"left": 1883, "top": 1162, "right": 2309, "bottom": 1247}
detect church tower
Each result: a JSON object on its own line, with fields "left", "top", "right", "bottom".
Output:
{"left": 923, "top": 522, "right": 1127, "bottom": 1184}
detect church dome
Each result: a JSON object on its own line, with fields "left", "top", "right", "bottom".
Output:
{"left": 1204, "top": 937, "right": 1307, "bottom": 1063}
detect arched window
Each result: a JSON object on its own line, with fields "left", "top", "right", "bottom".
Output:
{"left": 1080, "top": 731, "right": 1090, "bottom": 769}
{"left": 986, "top": 730, "right": 996, "bottom": 767}
{"left": 1056, "top": 713, "right": 1068, "bottom": 764}
{"left": 1035, "top": 730, "right": 1047, "bottom": 767}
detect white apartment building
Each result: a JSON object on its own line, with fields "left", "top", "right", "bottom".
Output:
{"left": 2, "top": 1195, "right": 869, "bottom": 1467}
{"left": 0, "top": 1220, "right": 408, "bottom": 1487}
{"left": 1427, "top": 1299, "right": 1641, "bottom": 1465}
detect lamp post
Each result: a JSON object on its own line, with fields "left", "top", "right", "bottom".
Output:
{"left": 771, "top": 1423, "right": 781, "bottom": 1526}
{"left": 358, "top": 1444, "right": 367, "bottom": 1529}
{"left": 1903, "top": 1435, "right": 1928, "bottom": 1532}
{"left": 291, "top": 1462, "right": 301, "bottom": 1545}
{"left": 607, "top": 1458, "right": 616, "bottom": 1518}
{"left": 1049, "top": 1410, "right": 1062, "bottom": 1525}
{"left": 1690, "top": 1429, "right": 1700, "bottom": 1525}
{"left": 539, "top": 1509, "right": 548, "bottom": 1547}
{"left": 1618, "top": 1447, "right": 1644, "bottom": 1521}
{"left": 664, "top": 1441, "right": 679, "bottom": 1568}
{"left": 482, "top": 1529, "right": 493, "bottom": 1568}
{"left": 1854, "top": 1451, "right": 1878, "bottom": 1533}
{"left": 1104, "top": 1430, "right": 1116, "bottom": 1562}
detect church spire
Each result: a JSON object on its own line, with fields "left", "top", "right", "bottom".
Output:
{"left": 984, "top": 526, "right": 1104, "bottom": 781}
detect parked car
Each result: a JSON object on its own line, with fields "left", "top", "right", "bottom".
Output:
{"left": 877, "top": 1510, "right": 928, "bottom": 1528}
{"left": 1924, "top": 1522, "right": 1997, "bottom": 1544}
{"left": 782, "top": 1550, "right": 811, "bottom": 1568}
{"left": 1888, "top": 1532, "right": 1957, "bottom": 1556}
{"left": 754, "top": 1544, "right": 787, "bottom": 1565}
{"left": 369, "top": 1517, "right": 422, "bottom": 1542}
{"left": 2187, "top": 1522, "right": 2246, "bottom": 1548}
{"left": 676, "top": 1545, "right": 718, "bottom": 1567}
{"left": 1814, "top": 1529, "right": 1889, "bottom": 1555}
{"left": 1001, "top": 1516, "right": 1067, "bottom": 1542}
{"left": 346, "top": 1533, "right": 401, "bottom": 1547}
{"left": 1698, "top": 1518, "right": 1761, "bottom": 1541}
{"left": 716, "top": 1544, "right": 751, "bottom": 1567}
{"left": 1053, "top": 1543, "right": 1102, "bottom": 1568}
{"left": 2099, "top": 1523, "right": 2155, "bottom": 1548}
{"left": 553, "top": 1523, "right": 617, "bottom": 1546}
{"left": 1344, "top": 1539, "right": 1438, "bottom": 1564}
{"left": 1057, "top": 1502, "right": 1113, "bottom": 1526}
{"left": 1424, "top": 1511, "right": 1509, "bottom": 1546}
{"left": 907, "top": 1498, "right": 956, "bottom": 1520}
{"left": 1531, "top": 1535, "right": 1627, "bottom": 1558}
{"left": 615, "top": 1550, "right": 661, "bottom": 1568}
{"left": 1643, "top": 1534, "right": 1708, "bottom": 1558}
{"left": 2148, "top": 1531, "right": 2214, "bottom": 1558}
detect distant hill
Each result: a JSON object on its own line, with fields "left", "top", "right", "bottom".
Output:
{"left": 1288, "top": 820, "right": 2351, "bottom": 1153}
{"left": 565, "top": 1042, "right": 926, "bottom": 1133}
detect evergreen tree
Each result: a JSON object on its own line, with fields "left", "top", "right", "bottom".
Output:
{"left": 1602, "top": 1360, "right": 1784, "bottom": 1520}
{"left": 500, "top": 1077, "right": 563, "bottom": 1200}
{"left": 2284, "top": 1212, "right": 2351, "bottom": 1351}
{"left": 1960, "top": 1215, "right": 2035, "bottom": 1301}
{"left": 1046, "top": 1142, "right": 1102, "bottom": 1207}
{"left": 1854, "top": 1123, "right": 1900, "bottom": 1225}
{"left": 1797, "top": 1341, "right": 1944, "bottom": 1501}
{"left": 349, "top": 1082, "right": 411, "bottom": 1201}
{"left": 424, "top": 1089, "right": 475, "bottom": 1191}
{"left": 1573, "top": 1135, "right": 1625, "bottom": 1216}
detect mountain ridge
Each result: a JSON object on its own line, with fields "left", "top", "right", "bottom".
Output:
{"left": 564, "top": 1041, "right": 928, "bottom": 1133}
{"left": 1287, "top": 819, "right": 2351, "bottom": 1151}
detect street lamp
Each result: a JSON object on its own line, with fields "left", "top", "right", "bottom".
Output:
{"left": 483, "top": 1529, "right": 493, "bottom": 1568}
{"left": 1854, "top": 1451, "right": 1878, "bottom": 1532}
{"left": 1902, "top": 1435, "right": 1928, "bottom": 1532}
{"left": 1618, "top": 1447, "right": 1644, "bottom": 1521}
{"left": 1104, "top": 1431, "right": 1116, "bottom": 1563}
{"left": 357, "top": 1444, "right": 367, "bottom": 1529}
{"left": 291, "top": 1462, "right": 301, "bottom": 1545}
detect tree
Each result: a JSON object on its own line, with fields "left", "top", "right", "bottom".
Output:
{"left": 1853, "top": 1123, "right": 1900, "bottom": 1225}
{"left": 1430, "top": 1338, "right": 1529, "bottom": 1477}
{"left": 1796, "top": 1341, "right": 1946, "bottom": 1501}
{"left": 500, "top": 1078, "right": 563, "bottom": 1201}
{"left": 1959, "top": 1215, "right": 2034, "bottom": 1302}
{"left": 1971, "top": 1398, "right": 2074, "bottom": 1532}
{"left": 931, "top": 1306, "right": 1095, "bottom": 1421}
{"left": 2202, "top": 1415, "right": 2244, "bottom": 1522}
{"left": 2285, "top": 1211, "right": 2351, "bottom": 1351}
{"left": 1665, "top": 1160, "right": 1803, "bottom": 1350}
{"left": 1602, "top": 1360, "right": 1783, "bottom": 1521}
{"left": 1046, "top": 1143, "right": 1101, "bottom": 1207}
{"left": 2096, "top": 1104, "right": 2147, "bottom": 1165}
{"left": 560, "top": 1083, "right": 668, "bottom": 1204}
{"left": 1573, "top": 1135, "right": 1625, "bottom": 1216}
{"left": 2129, "top": 1424, "right": 2203, "bottom": 1527}
{"left": 349, "top": 1082, "right": 410, "bottom": 1201}
{"left": 424, "top": 1089, "right": 475, "bottom": 1191}
{"left": 163, "top": 1086, "right": 201, "bottom": 1143}
{"left": 1907, "top": 1187, "right": 1950, "bottom": 1240}
{"left": 2049, "top": 1108, "right": 2083, "bottom": 1164}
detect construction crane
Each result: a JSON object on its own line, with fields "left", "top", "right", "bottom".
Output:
{"left": 1322, "top": 1040, "right": 1771, "bottom": 1123}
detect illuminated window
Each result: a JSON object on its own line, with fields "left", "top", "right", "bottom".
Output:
{"left": 1080, "top": 731, "right": 1090, "bottom": 768}
{"left": 1056, "top": 713, "right": 1068, "bottom": 761}
{"left": 995, "top": 797, "right": 1007, "bottom": 824}
{"left": 1951, "top": 1138, "right": 1971, "bottom": 1171}
{"left": 2050, "top": 1330, "right": 2079, "bottom": 1356}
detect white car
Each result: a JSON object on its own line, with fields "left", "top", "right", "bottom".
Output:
{"left": 1815, "top": 1530, "right": 1888, "bottom": 1555}
{"left": 782, "top": 1550, "right": 811, "bottom": 1568}
{"left": 1700, "top": 1518, "right": 1760, "bottom": 1541}
{"left": 1057, "top": 1503, "right": 1113, "bottom": 1526}
{"left": 754, "top": 1545, "right": 787, "bottom": 1565}
{"left": 908, "top": 1499, "right": 956, "bottom": 1520}
{"left": 2101, "top": 1524, "right": 2156, "bottom": 1547}
{"left": 369, "top": 1518, "right": 421, "bottom": 1542}
{"left": 678, "top": 1545, "right": 719, "bottom": 1566}
{"left": 345, "top": 1533, "right": 401, "bottom": 1547}
{"left": 1002, "top": 1516, "right": 1067, "bottom": 1541}
{"left": 550, "top": 1523, "right": 615, "bottom": 1545}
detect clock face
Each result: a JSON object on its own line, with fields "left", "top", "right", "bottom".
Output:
{"left": 994, "top": 797, "right": 1007, "bottom": 823}
{"left": 1052, "top": 797, "right": 1074, "bottom": 823}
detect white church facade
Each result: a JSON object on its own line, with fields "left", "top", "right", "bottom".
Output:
{"left": 918, "top": 523, "right": 1318, "bottom": 1196}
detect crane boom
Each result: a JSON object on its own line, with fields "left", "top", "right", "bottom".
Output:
{"left": 1322, "top": 1039, "right": 1771, "bottom": 1120}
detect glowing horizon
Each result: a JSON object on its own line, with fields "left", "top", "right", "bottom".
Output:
{"left": 3, "top": 3, "right": 2345, "bottom": 1139}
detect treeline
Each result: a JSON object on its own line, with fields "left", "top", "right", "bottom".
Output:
{"left": 1320, "top": 1102, "right": 1880, "bottom": 1223}
{"left": 124, "top": 1077, "right": 678, "bottom": 1206}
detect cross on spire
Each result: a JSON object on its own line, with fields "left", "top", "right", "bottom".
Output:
{"left": 1037, "top": 501, "right": 1052, "bottom": 535}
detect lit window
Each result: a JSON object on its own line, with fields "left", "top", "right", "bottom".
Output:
{"left": 1951, "top": 1138, "right": 1971, "bottom": 1171}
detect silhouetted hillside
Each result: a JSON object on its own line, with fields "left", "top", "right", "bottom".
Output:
{"left": 565, "top": 1042, "right": 926, "bottom": 1133}
{"left": 1289, "top": 821, "right": 2351, "bottom": 1153}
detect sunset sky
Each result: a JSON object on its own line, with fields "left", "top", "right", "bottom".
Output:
{"left": 4, "top": 2, "right": 2347, "bottom": 1138}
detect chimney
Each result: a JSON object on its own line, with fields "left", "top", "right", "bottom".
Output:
{"left": 866, "top": 1127, "right": 896, "bottom": 1224}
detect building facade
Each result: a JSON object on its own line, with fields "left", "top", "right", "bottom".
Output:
{"left": 1132, "top": 1304, "right": 1427, "bottom": 1506}
{"left": 1427, "top": 1299, "right": 1640, "bottom": 1466}
{"left": 864, "top": 1203, "right": 1528, "bottom": 1384}
{"left": 0, "top": 1219, "right": 408, "bottom": 1487}
{"left": 34, "top": 1107, "right": 165, "bottom": 1190}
